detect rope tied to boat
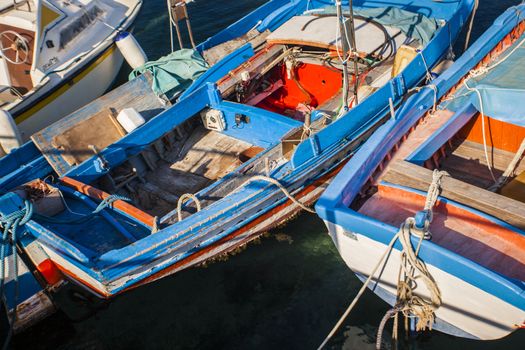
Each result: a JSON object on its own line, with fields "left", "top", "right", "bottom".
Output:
{"left": 177, "top": 193, "right": 202, "bottom": 222}
{"left": 318, "top": 170, "right": 444, "bottom": 350}
{"left": 177, "top": 175, "right": 315, "bottom": 223}
{"left": 408, "top": 84, "right": 438, "bottom": 114}
{"left": 0, "top": 199, "right": 33, "bottom": 350}
{"left": 376, "top": 170, "right": 444, "bottom": 348}
{"left": 242, "top": 175, "right": 315, "bottom": 213}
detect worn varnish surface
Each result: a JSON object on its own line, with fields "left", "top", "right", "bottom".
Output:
{"left": 383, "top": 160, "right": 525, "bottom": 230}
{"left": 360, "top": 184, "right": 525, "bottom": 281}
{"left": 132, "top": 126, "right": 253, "bottom": 218}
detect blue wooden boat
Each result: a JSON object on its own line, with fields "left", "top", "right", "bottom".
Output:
{"left": 0, "top": 0, "right": 473, "bottom": 332}
{"left": 316, "top": 4, "right": 525, "bottom": 341}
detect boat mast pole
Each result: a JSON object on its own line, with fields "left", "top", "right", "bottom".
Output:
{"left": 336, "top": 1, "right": 350, "bottom": 112}
{"left": 348, "top": 0, "right": 359, "bottom": 106}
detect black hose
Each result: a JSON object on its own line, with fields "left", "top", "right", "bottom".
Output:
{"left": 301, "top": 13, "right": 396, "bottom": 59}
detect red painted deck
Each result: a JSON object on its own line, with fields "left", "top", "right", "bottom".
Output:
{"left": 359, "top": 185, "right": 525, "bottom": 281}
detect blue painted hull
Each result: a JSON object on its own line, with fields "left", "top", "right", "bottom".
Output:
{"left": 0, "top": 0, "right": 474, "bottom": 330}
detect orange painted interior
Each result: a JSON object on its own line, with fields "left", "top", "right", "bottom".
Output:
{"left": 359, "top": 184, "right": 525, "bottom": 280}
{"left": 256, "top": 62, "right": 343, "bottom": 116}
{"left": 61, "top": 176, "right": 155, "bottom": 227}
{"left": 458, "top": 114, "right": 525, "bottom": 153}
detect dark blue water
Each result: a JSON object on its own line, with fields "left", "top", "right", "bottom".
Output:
{"left": 14, "top": 1, "right": 525, "bottom": 349}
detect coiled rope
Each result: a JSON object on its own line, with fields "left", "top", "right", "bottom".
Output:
{"left": 318, "top": 170, "right": 444, "bottom": 350}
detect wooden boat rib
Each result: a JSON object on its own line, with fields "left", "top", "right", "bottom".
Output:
{"left": 316, "top": 4, "right": 525, "bottom": 341}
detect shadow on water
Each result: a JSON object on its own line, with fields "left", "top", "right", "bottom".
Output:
{"left": 11, "top": 0, "right": 525, "bottom": 348}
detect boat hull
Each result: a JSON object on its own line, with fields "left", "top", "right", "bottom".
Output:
{"left": 12, "top": 45, "right": 125, "bottom": 140}
{"left": 325, "top": 221, "right": 524, "bottom": 340}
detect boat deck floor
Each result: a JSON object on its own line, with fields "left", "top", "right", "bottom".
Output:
{"left": 134, "top": 127, "right": 253, "bottom": 218}
{"left": 359, "top": 184, "right": 525, "bottom": 281}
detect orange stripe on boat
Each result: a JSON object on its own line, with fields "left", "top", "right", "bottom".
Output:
{"left": 61, "top": 176, "right": 155, "bottom": 227}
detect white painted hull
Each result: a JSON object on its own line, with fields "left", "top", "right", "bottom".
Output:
{"left": 326, "top": 221, "right": 524, "bottom": 340}
{"left": 13, "top": 46, "right": 125, "bottom": 140}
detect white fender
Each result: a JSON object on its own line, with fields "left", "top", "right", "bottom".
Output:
{"left": 0, "top": 109, "right": 22, "bottom": 154}
{"left": 115, "top": 32, "right": 148, "bottom": 70}
{"left": 0, "top": 57, "right": 12, "bottom": 87}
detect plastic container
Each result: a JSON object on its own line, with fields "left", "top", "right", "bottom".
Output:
{"left": 117, "top": 108, "right": 146, "bottom": 133}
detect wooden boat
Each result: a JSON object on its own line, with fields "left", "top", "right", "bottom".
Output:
{"left": 0, "top": 0, "right": 144, "bottom": 153}
{"left": 316, "top": 4, "right": 525, "bottom": 341}
{"left": 0, "top": 0, "right": 474, "bottom": 333}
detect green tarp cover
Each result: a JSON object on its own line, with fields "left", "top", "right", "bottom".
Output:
{"left": 308, "top": 6, "right": 440, "bottom": 45}
{"left": 129, "top": 49, "right": 209, "bottom": 100}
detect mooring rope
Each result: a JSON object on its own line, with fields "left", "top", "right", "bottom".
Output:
{"left": 241, "top": 175, "right": 315, "bottom": 213}
{"left": 318, "top": 170, "right": 444, "bottom": 350}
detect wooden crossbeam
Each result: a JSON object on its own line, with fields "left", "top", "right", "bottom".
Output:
{"left": 383, "top": 160, "right": 525, "bottom": 230}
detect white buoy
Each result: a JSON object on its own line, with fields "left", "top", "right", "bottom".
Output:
{"left": 115, "top": 32, "right": 148, "bottom": 69}
{"left": 0, "top": 109, "right": 22, "bottom": 154}
{"left": 0, "top": 57, "right": 12, "bottom": 87}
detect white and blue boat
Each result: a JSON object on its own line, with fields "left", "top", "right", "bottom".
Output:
{"left": 0, "top": 0, "right": 473, "bottom": 333}
{"left": 316, "top": 4, "right": 525, "bottom": 341}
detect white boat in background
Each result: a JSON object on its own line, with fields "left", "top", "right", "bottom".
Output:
{"left": 0, "top": 0, "right": 144, "bottom": 154}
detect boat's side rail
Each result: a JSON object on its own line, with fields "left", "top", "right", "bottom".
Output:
{"left": 407, "top": 103, "right": 478, "bottom": 165}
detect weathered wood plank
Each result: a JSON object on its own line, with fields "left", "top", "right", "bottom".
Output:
{"left": 452, "top": 140, "right": 525, "bottom": 174}
{"left": 383, "top": 160, "right": 525, "bottom": 230}
{"left": 32, "top": 72, "right": 170, "bottom": 176}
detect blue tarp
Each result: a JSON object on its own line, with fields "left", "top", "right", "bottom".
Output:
{"left": 129, "top": 49, "right": 209, "bottom": 100}
{"left": 443, "top": 34, "right": 525, "bottom": 126}
{"left": 307, "top": 6, "right": 440, "bottom": 45}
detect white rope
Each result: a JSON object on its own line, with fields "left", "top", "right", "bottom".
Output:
{"left": 409, "top": 84, "right": 438, "bottom": 114}
{"left": 177, "top": 193, "right": 202, "bottom": 222}
{"left": 463, "top": 75, "right": 497, "bottom": 183}
{"left": 176, "top": 175, "right": 314, "bottom": 223}
{"left": 317, "top": 232, "right": 401, "bottom": 350}
{"left": 488, "top": 137, "right": 525, "bottom": 191}
{"left": 238, "top": 175, "right": 315, "bottom": 213}
{"left": 418, "top": 50, "right": 434, "bottom": 83}
{"left": 319, "top": 171, "right": 444, "bottom": 349}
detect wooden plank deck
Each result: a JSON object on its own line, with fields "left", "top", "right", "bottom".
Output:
{"left": 383, "top": 160, "right": 525, "bottom": 230}
{"left": 31, "top": 73, "right": 170, "bottom": 176}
